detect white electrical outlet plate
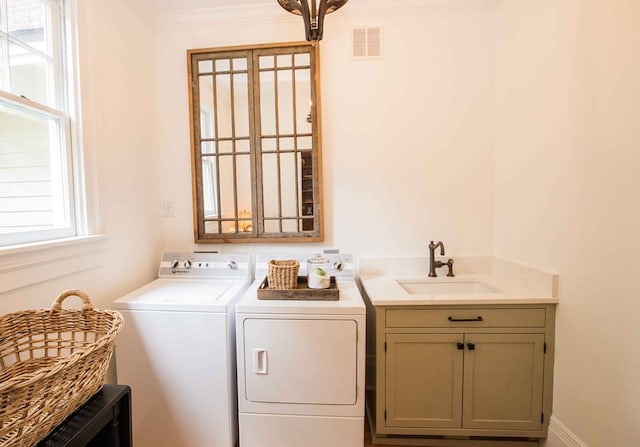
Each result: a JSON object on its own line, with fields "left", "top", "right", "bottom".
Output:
{"left": 163, "top": 201, "right": 174, "bottom": 217}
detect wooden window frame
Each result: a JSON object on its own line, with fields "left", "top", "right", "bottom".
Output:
{"left": 188, "top": 42, "right": 323, "bottom": 243}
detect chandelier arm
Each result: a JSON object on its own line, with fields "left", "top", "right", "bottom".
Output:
{"left": 299, "top": 0, "right": 313, "bottom": 42}
{"left": 283, "top": 0, "right": 303, "bottom": 14}
{"left": 316, "top": 1, "right": 328, "bottom": 42}
{"left": 325, "top": 0, "right": 348, "bottom": 13}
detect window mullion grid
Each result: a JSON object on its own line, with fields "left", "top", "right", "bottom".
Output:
{"left": 290, "top": 51, "right": 301, "bottom": 233}
{"left": 250, "top": 50, "right": 262, "bottom": 238}
{"left": 230, "top": 59, "right": 238, "bottom": 234}
{"left": 273, "top": 58, "right": 282, "bottom": 233}
{"left": 212, "top": 60, "right": 222, "bottom": 235}
{"left": 308, "top": 46, "right": 318, "bottom": 234}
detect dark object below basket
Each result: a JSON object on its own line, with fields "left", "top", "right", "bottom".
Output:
{"left": 37, "top": 384, "right": 131, "bottom": 447}
{"left": 257, "top": 276, "right": 339, "bottom": 300}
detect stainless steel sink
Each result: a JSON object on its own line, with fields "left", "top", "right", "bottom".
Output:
{"left": 397, "top": 280, "right": 501, "bottom": 295}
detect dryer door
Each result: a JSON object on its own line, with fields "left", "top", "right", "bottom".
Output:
{"left": 242, "top": 318, "right": 358, "bottom": 405}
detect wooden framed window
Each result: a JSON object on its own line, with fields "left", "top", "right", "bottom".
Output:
{"left": 188, "top": 42, "right": 323, "bottom": 243}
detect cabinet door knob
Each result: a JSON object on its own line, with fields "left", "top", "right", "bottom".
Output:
{"left": 456, "top": 342, "right": 465, "bottom": 350}
{"left": 467, "top": 343, "right": 476, "bottom": 351}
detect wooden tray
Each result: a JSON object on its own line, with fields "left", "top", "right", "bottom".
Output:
{"left": 257, "top": 276, "right": 339, "bottom": 301}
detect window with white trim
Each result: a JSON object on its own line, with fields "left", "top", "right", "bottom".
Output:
{"left": 0, "top": 0, "right": 77, "bottom": 247}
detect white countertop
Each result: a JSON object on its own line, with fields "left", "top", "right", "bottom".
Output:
{"left": 361, "top": 273, "right": 559, "bottom": 306}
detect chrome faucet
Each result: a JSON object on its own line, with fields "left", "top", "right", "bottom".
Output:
{"left": 428, "top": 241, "right": 455, "bottom": 277}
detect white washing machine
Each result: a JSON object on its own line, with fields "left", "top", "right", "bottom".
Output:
{"left": 236, "top": 253, "right": 366, "bottom": 447}
{"left": 113, "top": 252, "right": 250, "bottom": 447}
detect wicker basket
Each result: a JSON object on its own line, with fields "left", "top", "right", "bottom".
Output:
{"left": 0, "top": 290, "right": 124, "bottom": 447}
{"left": 267, "top": 259, "right": 300, "bottom": 289}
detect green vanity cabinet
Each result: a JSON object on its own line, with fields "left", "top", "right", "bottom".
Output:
{"left": 371, "top": 305, "right": 556, "bottom": 444}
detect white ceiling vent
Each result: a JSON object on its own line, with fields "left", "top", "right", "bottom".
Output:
{"left": 353, "top": 27, "right": 382, "bottom": 60}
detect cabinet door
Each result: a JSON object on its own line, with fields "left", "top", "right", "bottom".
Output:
{"left": 463, "top": 333, "right": 545, "bottom": 431}
{"left": 385, "top": 333, "right": 463, "bottom": 429}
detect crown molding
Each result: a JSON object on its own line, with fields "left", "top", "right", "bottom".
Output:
{"left": 121, "top": 0, "right": 158, "bottom": 28}
{"left": 151, "top": 0, "right": 502, "bottom": 31}
{"left": 344, "top": 0, "right": 502, "bottom": 18}
{"left": 156, "top": 3, "right": 287, "bottom": 30}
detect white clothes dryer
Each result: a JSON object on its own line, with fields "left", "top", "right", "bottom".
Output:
{"left": 236, "top": 253, "right": 365, "bottom": 447}
{"left": 113, "top": 252, "right": 250, "bottom": 447}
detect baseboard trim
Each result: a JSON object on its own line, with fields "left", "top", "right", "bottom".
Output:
{"left": 549, "top": 417, "right": 588, "bottom": 447}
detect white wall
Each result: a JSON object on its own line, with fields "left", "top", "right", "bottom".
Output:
{"left": 493, "top": 1, "right": 640, "bottom": 446}
{"left": 0, "top": 0, "right": 161, "bottom": 315}
{"left": 156, "top": 2, "right": 495, "bottom": 257}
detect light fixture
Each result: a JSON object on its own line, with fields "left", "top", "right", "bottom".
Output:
{"left": 277, "top": 0, "right": 348, "bottom": 42}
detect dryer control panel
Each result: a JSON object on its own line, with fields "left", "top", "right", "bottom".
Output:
{"left": 158, "top": 252, "right": 249, "bottom": 279}
{"left": 255, "top": 252, "right": 354, "bottom": 280}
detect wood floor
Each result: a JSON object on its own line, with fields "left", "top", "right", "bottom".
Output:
{"left": 365, "top": 430, "right": 388, "bottom": 446}
{"left": 364, "top": 420, "right": 377, "bottom": 446}
{"left": 364, "top": 418, "right": 394, "bottom": 447}
{"left": 235, "top": 420, "right": 538, "bottom": 447}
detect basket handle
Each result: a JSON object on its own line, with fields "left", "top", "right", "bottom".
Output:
{"left": 52, "top": 289, "right": 94, "bottom": 311}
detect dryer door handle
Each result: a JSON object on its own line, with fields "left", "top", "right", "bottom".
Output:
{"left": 253, "top": 348, "right": 268, "bottom": 375}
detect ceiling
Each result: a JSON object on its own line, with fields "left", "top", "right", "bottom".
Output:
{"left": 125, "top": 0, "right": 500, "bottom": 27}
{"left": 141, "top": 0, "right": 273, "bottom": 13}
{"left": 137, "top": 0, "right": 500, "bottom": 14}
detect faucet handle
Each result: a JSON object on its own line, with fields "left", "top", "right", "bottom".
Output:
{"left": 445, "top": 258, "right": 455, "bottom": 277}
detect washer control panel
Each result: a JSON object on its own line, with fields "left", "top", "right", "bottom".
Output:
{"left": 158, "top": 252, "right": 249, "bottom": 279}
